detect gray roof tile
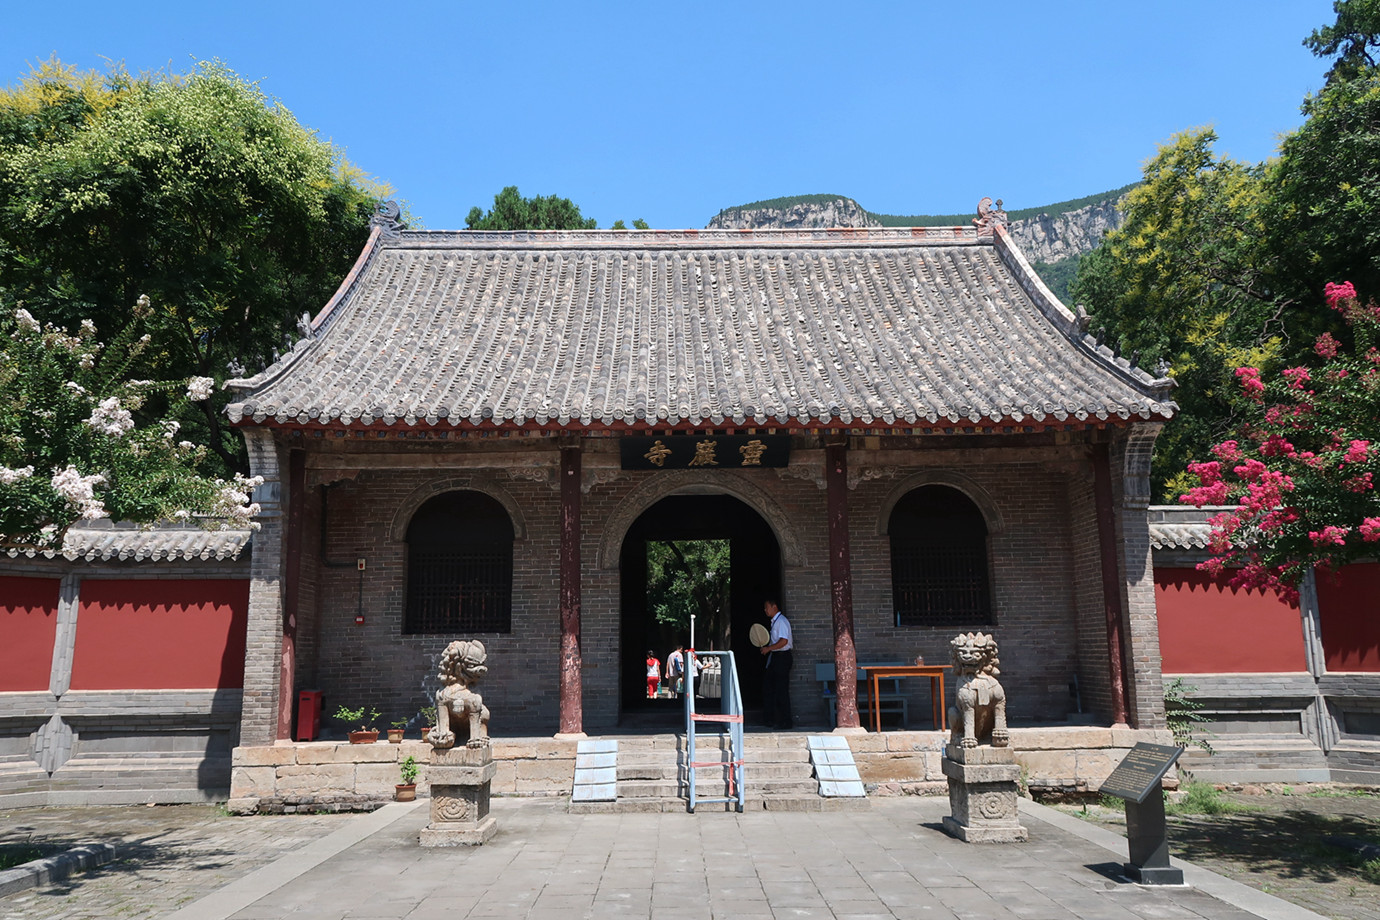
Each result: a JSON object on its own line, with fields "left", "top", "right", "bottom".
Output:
{"left": 227, "top": 227, "right": 1174, "bottom": 429}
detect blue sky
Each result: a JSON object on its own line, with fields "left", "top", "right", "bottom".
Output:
{"left": 5, "top": 1, "right": 1333, "bottom": 230}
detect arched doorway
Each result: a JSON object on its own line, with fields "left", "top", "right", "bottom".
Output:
{"left": 619, "top": 494, "right": 782, "bottom": 721}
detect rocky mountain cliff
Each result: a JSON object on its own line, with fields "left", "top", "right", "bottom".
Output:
{"left": 708, "top": 197, "right": 880, "bottom": 231}
{"left": 706, "top": 192, "right": 1129, "bottom": 265}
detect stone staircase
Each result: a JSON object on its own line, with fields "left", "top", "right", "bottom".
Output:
{"left": 568, "top": 731, "right": 870, "bottom": 813}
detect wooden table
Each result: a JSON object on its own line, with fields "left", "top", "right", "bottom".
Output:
{"left": 866, "top": 664, "right": 952, "bottom": 733}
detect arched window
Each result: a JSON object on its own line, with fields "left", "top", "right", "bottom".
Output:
{"left": 405, "top": 491, "right": 513, "bottom": 634}
{"left": 889, "top": 485, "right": 993, "bottom": 628}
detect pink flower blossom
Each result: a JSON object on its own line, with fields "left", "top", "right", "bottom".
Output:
{"left": 1324, "top": 281, "right": 1358, "bottom": 309}
{"left": 1211, "top": 440, "right": 1242, "bottom": 463}
{"left": 1346, "top": 472, "right": 1375, "bottom": 493}
{"left": 1315, "top": 332, "right": 1340, "bottom": 359}
{"left": 1259, "top": 434, "right": 1296, "bottom": 458}
{"left": 1344, "top": 440, "right": 1370, "bottom": 464}
{"left": 1282, "top": 367, "right": 1311, "bottom": 390}
{"left": 1234, "top": 459, "right": 1268, "bottom": 483}
{"left": 1361, "top": 518, "right": 1380, "bottom": 542}
{"left": 1236, "top": 366, "right": 1265, "bottom": 400}
{"left": 1309, "top": 525, "right": 1350, "bottom": 547}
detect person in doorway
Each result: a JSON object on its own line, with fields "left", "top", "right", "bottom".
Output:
{"left": 646, "top": 649, "right": 661, "bottom": 699}
{"left": 759, "top": 600, "right": 793, "bottom": 729}
{"left": 667, "top": 644, "right": 685, "bottom": 698}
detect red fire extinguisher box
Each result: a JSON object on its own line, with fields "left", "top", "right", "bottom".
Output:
{"left": 296, "top": 690, "right": 323, "bottom": 742}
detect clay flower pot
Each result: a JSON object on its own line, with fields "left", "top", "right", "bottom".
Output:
{"left": 348, "top": 730, "right": 379, "bottom": 744}
{"left": 387, "top": 728, "right": 404, "bottom": 743}
{"left": 395, "top": 783, "right": 416, "bottom": 802}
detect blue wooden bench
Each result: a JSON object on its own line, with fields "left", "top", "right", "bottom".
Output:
{"left": 815, "top": 662, "right": 908, "bottom": 729}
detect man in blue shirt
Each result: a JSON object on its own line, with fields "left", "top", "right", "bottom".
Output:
{"left": 759, "top": 599, "right": 793, "bottom": 729}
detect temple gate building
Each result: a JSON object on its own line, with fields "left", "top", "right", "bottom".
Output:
{"left": 223, "top": 203, "right": 1177, "bottom": 748}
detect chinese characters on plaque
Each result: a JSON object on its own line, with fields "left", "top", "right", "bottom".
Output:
{"left": 620, "top": 435, "right": 791, "bottom": 470}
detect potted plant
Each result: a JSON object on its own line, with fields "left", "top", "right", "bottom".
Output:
{"left": 388, "top": 718, "right": 407, "bottom": 744}
{"left": 419, "top": 705, "right": 437, "bottom": 736}
{"left": 396, "top": 755, "right": 418, "bottom": 801}
{"left": 333, "top": 704, "right": 381, "bottom": 743}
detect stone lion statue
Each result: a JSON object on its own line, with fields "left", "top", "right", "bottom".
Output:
{"left": 427, "top": 639, "right": 490, "bottom": 750}
{"left": 947, "top": 632, "right": 1008, "bottom": 749}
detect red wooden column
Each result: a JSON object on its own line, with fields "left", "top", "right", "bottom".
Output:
{"left": 277, "top": 449, "right": 305, "bottom": 740}
{"left": 557, "top": 440, "right": 584, "bottom": 736}
{"left": 825, "top": 439, "right": 861, "bottom": 729}
{"left": 1092, "top": 443, "right": 1130, "bottom": 725}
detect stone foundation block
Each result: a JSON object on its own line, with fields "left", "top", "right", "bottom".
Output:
{"left": 275, "top": 763, "right": 355, "bottom": 795}
{"left": 229, "top": 766, "right": 277, "bottom": 798}
{"left": 232, "top": 745, "right": 298, "bottom": 767}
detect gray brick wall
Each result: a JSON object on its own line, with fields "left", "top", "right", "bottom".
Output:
{"left": 288, "top": 430, "right": 1164, "bottom": 736}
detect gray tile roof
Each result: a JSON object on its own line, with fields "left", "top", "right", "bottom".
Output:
{"left": 1147, "top": 505, "right": 1228, "bottom": 551}
{"left": 227, "top": 227, "right": 1174, "bottom": 430}
{"left": 3, "top": 521, "right": 252, "bottom": 562}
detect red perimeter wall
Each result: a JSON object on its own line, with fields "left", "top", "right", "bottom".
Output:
{"left": 70, "top": 579, "right": 249, "bottom": 690}
{"left": 0, "top": 576, "right": 61, "bottom": 691}
{"left": 1315, "top": 563, "right": 1380, "bottom": 672}
{"left": 1156, "top": 567, "right": 1307, "bottom": 673}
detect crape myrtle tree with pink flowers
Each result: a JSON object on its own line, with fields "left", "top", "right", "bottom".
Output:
{"left": 1182, "top": 282, "right": 1380, "bottom": 602}
{"left": 0, "top": 299, "right": 261, "bottom": 547}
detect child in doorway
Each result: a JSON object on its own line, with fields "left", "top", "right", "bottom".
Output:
{"left": 646, "top": 650, "right": 661, "bottom": 698}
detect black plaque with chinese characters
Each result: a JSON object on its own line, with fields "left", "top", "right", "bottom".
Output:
{"left": 620, "top": 435, "right": 791, "bottom": 470}
{"left": 1100, "top": 742, "right": 1184, "bottom": 804}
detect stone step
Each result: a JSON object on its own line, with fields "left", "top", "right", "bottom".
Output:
{"left": 569, "top": 794, "right": 870, "bottom": 814}
{"left": 617, "top": 777, "right": 819, "bottom": 799}
{"left": 617, "top": 760, "right": 813, "bottom": 781}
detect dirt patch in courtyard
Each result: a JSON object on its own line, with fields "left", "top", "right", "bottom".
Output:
{"left": 1054, "top": 783, "right": 1380, "bottom": 920}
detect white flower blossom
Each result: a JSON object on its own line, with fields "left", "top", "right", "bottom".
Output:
{"left": 186, "top": 376, "right": 215, "bottom": 401}
{"left": 0, "top": 465, "right": 34, "bottom": 485}
{"left": 79, "top": 353, "right": 96, "bottom": 370}
{"left": 178, "top": 440, "right": 196, "bottom": 450}
{"left": 50, "top": 465, "right": 107, "bottom": 520}
{"left": 65, "top": 381, "right": 87, "bottom": 395}
{"left": 161, "top": 420, "right": 181, "bottom": 439}
{"left": 172, "top": 509, "right": 191, "bottom": 520}
{"left": 79, "top": 319, "right": 97, "bottom": 336}
{"left": 84, "top": 396, "right": 135, "bottom": 437}
{"left": 37, "top": 524, "right": 59, "bottom": 545}
{"left": 14, "top": 308, "right": 41, "bottom": 333}
{"left": 209, "top": 473, "right": 264, "bottom": 530}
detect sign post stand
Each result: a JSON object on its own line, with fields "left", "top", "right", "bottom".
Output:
{"left": 1099, "top": 742, "right": 1185, "bottom": 885}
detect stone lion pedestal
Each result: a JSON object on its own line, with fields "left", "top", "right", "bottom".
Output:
{"left": 420, "top": 744, "right": 497, "bottom": 847}
{"left": 941, "top": 744, "right": 1028, "bottom": 843}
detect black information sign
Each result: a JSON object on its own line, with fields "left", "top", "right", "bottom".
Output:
{"left": 1101, "top": 742, "right": 1184, "bottom": 804}
{"left": 620, "top": 435, "right": 791, "bottom": 470}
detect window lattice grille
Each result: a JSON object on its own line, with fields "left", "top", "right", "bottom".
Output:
{"left": 405, "top": 547, "right": 512, "bottom": 634}
{"left": 890, "top": 537, "right": 992, "bottom": 628}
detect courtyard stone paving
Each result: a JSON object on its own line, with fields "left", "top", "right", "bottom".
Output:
{"left": 1, "top": 797, "right": 1323, "bottom": 920}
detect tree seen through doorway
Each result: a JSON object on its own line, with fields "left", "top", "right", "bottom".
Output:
{"left": 645, "top": 539, "right": 730, "bottom": 647}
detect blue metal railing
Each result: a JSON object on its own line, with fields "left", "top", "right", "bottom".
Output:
{"left": 684, "top": 650, "right": 745, "bottom": 813}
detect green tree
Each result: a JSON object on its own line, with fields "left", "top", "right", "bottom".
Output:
{"left": 1266, "top": 70, "right": 1380, "bottom": 306}
{"left": 610, "top": 218, "right": 651, "bottom": 230}
{"left": 646, "top": 540, "right": 730, "bottom": 635}
{"left": 465, "top": 185, "right": 597, "bottom": 230}
{"left": 0, "top": 59, "right": 389, "bottom": 475}
{"left": 1304, "top": 0, "right": 1380, "bottom": 84}
{"left": 1070, "top": 129, "right": 1282, "bottom": 499}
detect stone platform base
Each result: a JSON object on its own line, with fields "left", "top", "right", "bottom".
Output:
{"left": 420, "top": 814, "right": 497, "bottom": 847}
{"left": 942, "top": 745, "right": 1027, "bottom": 844}
{"left": 421, "top": 745, "right": 497, "bottom": 848}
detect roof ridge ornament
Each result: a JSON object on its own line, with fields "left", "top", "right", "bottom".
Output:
{"left": 973, "top": 197, "right": 1009, "bottom": 237}
{"left": 371, "top": 199, "right": 406, "bottom": 235}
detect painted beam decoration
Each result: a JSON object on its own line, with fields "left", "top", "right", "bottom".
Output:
{"left": 620, "top": 435, "right": 791, "bottom": 470}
